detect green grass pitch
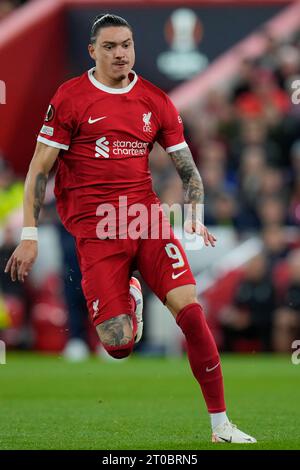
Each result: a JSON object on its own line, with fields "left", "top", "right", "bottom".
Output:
{"left": 0, "top": 353, "right": 299, "bottom": 450}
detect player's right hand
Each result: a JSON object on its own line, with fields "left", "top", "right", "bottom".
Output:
{"left": 184, "top": 219, "right": 217, "bottom": 247}
{"left": 4, "top": 240, "right": 38, "bottom": 283}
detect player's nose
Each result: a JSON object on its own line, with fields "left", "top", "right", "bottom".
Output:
{"left": 114, "top": 46, "right": 125, "bottom": 59}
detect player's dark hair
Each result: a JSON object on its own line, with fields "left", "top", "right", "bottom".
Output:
{"left": 90, "top": 14, "right": 133, "bottom": 43}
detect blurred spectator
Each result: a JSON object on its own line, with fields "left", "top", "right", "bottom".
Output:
{"left": 201, "top": 163, "right": 227, "bottom": 195}
{"left": 207, "top": 191, "right": 238, "bottom": 228}
{"left": 235, "top": 68, "right": 290, "bottom": 126}
{"left": 261, "top": 225, "right": 289, "bottom": 271}
{"left": 220, "top": 254, "right": 276, "bottom": 351}
{"left": 149, "top": 145, "right": 174, "bottom": 196}
{"left": 273, "top": 249, "right": 300, "bottom": 352}
{"left": 200, "top": 163, "right": 235, "bottom": 224}
{"left": 202, "top": 89, "right": 234, "bottom": 129}
{"left": 238, "top": 145, "right": 266, "bottom": 208}
{"left": 201, "top": 139, "right": 227, "bottom": 164}
{"left": 185, "top": 90, "right": 235, "bottom": 155}
{"left": 259, "top": 166, "right": 286, "bottom": 199}
{"left": 258, "top": 167, "right": 290, "bottom": 223}
{"left": 230, "top": 118, "right": 282, "bottom": 170}
{"left": 257, "top": 196, "right": 288, "bottom": 228}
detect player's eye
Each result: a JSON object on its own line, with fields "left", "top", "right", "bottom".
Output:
{"left": 104, "top": 45, "right": 112, "bottom": 50}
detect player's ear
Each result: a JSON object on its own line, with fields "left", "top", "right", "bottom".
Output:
{"left": 88, "top": 44, "right": 96, "bottom": 60}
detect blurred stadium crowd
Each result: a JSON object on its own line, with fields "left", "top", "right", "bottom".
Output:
{"left": 0, "top": 24, "right": 299, "bottom": 358}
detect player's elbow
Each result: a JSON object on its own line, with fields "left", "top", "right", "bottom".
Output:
{"left": 29, "top": 142, "right": 59, "bottom": 175}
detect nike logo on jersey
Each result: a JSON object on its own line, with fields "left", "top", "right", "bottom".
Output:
{"left": 206, "top": 362, "right": 220, "bottom": 372}
{"left": 88, "top": 116, "right": 107, "bottom": 124}
{"left": 172, "top": 269, "right": 188, "bottom": 280}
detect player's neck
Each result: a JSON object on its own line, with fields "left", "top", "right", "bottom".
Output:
{"left": 93, "top": 68, "right": 130, "bottom": 89}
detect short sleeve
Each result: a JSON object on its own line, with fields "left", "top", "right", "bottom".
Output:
{"left": 37, "top": 86, "right": 73, "bottom": 150}
{"left": 156, "top": 94, "right": 188, "bottom": 153}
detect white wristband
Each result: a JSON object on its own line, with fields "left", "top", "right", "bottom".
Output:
{"left": 21, "top": 227, "right": 38, "bottom": 241}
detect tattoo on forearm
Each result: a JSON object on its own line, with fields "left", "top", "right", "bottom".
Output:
{"left": 33, "top": 173, "right": 47, "bottom": 223}
{"left": 97, "top": 314, "right": 133, "bottom": 346}
{"left": 169, "top": 147, "right": 204, "bottom": 205}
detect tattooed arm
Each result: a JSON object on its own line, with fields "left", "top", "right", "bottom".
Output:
{"left": 169, "top": 146, "right": 216, "bottom": 247}
{"left": 23, "top": 142, "right": 58, "bottom": 226}
{"left": 5, "top": 142, "right": 59, "bottom": 281}
{"left": 169, "top": 146, "right": 204, "bottom": 206}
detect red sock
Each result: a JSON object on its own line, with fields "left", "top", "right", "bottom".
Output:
{"left": 176, "top": 303, "right": 226, "bottom": 413}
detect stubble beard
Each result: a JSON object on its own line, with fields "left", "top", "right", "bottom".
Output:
{"left": 117, "top": 74, "right": 126, "bottom": 81}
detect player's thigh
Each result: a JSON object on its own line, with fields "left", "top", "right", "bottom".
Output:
{"left": 137, "top": 229, "right": 195, "bottom": 305}
{"left": 75, "top": 238, "right": 133, "bottom": 327}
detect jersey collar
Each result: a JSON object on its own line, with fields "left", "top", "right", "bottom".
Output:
{"left": 88, "top": 67, "right": 138, "bottom": 94}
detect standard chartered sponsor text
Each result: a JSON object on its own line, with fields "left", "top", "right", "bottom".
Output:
{"left": 112, "top": 140, "right": 149, "bottom": 156}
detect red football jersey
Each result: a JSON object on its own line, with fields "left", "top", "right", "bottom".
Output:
{"left": 37, "top": 68, "right": 187, "bottom": 237}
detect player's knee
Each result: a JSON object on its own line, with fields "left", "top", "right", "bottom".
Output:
{"left": 166, "top": 285, "right": 198, "bottom": 315}
{"left": 96, "top": 314, "right": 135, "bottom": 358}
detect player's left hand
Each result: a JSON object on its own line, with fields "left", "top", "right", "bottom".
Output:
{"left": 184, "top": 219, "right": 217, "bottom": 247}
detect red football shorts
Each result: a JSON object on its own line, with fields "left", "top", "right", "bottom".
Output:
{"left": 75, "top": 229, "right": 195, "bottom": 326}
